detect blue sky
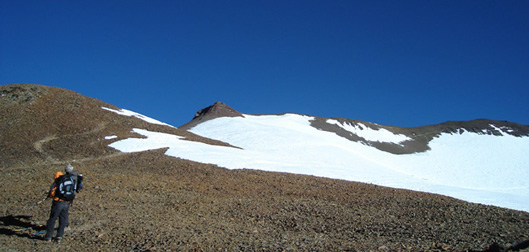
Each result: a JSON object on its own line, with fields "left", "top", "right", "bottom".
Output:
{"left": 1, "top": 1, "right": 528, "bottom": 127}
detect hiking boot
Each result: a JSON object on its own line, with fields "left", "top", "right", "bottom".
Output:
{"left": 44, "top": 237, "right": 52, "bottom": 242}
{"left": 55, "top": 237, "right": 62, "bottom": 243}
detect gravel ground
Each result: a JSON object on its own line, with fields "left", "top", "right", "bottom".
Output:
{"left": 2, "top": 84, "right": 528, "bottom": 251}
{"left": 2, "top": 150, "right": 529, "bottom": 251}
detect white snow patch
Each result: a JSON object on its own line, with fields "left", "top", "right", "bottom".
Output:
{"left": 105, "top": 135, "right": 118, "bottom": 140}
{"left": 327, "top": 119, "right": 411, "bottom": 144}
{"left": 108, "top": 113, "right": 529, "bottom": 212}
{"left": 102, "top": 107, "right": 173, "bottom": 127}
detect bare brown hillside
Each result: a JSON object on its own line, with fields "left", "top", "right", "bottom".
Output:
{"left": 0, "top": 84, "right": 230, "bottom": 167}
{"left": 1, "top": 84, "right": 528, "bottom": 251}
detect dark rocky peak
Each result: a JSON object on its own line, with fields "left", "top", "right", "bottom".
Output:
{"left": 192, "top": 102, "right": 242, "bottom": 119}
{"left": 180, "top": 102, "right": 243, "bottom": 130}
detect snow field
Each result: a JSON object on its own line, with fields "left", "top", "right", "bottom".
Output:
{"left": 326, "top": 119, "right": 412, "bottom": 144}
{"left": 106, "top": 109, "right": 529, "bottom": 212}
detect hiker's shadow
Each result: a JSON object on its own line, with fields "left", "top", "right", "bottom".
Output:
{"left": 0, "top": 215, "right": 45, "bottom": 239}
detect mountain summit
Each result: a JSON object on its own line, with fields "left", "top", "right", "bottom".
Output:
{"left": 179, "top": 101, "right": 243, "bottom": 130}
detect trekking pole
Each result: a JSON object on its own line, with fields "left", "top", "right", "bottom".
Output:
{"left": 36, "top": 196, "right": 47, "bottom": 205}
{"left": 29, "top": 193, "right": 49, "bottom": 210}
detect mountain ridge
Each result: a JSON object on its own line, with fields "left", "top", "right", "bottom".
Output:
{"left": 181, "top": 100, "right": 529, "bottom": 155}
{"left": 181, "top": 99, "right": 529, "bottom": 133}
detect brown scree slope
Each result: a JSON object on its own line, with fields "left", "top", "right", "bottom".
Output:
{"left": 1, "top": 84, "right": 528, "bottom": 251}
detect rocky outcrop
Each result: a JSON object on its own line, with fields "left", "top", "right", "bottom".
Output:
{"left": 179, "top": 102, "right": 243, "bottom": 130}
{"left": 310, "top": 117, "right": 529, "bottom": 155}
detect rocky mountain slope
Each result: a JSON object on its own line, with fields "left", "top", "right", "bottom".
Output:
{"left": 310, "top": 116, "right": 529, "bottom": 155}
{"left": 116, "top": 99, "right": 529, "bottom": 211}
{"left": 1, "top": 84, "right": 529, "bottom": 251}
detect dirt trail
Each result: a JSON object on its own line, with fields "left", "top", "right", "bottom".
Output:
{"left": 33, "top": 135, "right": 59, "bottom": 162}
{"left": 31, "top": 121, "right": 127, "bottom": 166}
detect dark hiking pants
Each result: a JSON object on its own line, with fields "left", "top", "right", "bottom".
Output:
{"left": 45, "top": 201, "right": 69, "bottom": 239}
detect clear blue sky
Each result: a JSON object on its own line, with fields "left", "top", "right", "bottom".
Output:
{"left": 1, "top": 1, "right": 528, "bottom": 127}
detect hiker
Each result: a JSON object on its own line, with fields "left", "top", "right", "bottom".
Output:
{"left": 43, "top": 164, "right": 82, "bottom": 242}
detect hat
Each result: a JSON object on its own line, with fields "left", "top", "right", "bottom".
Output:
{"left": 65, "top": 164, "right": 74, "bottom": 173}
